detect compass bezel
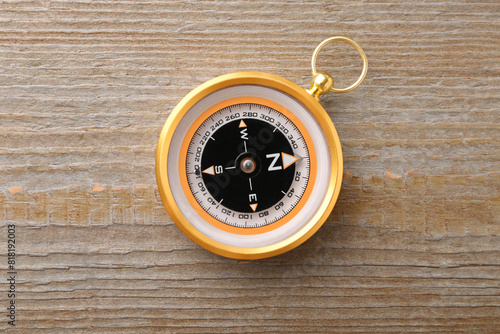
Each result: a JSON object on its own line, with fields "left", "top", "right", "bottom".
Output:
{"left": 156, "top": 72, "right": 343, "bottom": 259}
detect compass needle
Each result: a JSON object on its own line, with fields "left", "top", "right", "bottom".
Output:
{"left": 202, "top": 166, "right": 215, "bottom": 175}
{"left": 282, "top": 152, "right": 300, "bottom": 169}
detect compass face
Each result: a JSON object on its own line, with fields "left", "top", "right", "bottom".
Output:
{"left": 181, "top": 97, "right": 315, "bottom": 233}
{"left": 156, "top": 72, "right": 342, "bottom": 259}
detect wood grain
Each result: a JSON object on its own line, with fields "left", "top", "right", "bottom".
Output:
{"left": 1, "top": 0, "right": 499, "bottom": 332}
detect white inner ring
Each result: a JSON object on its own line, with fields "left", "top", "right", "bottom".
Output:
{"left": 168, "top": 85, "right": 331, "bottom": 248}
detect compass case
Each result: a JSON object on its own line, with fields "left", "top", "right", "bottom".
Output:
{"left": 156, "top": 72, "right": 342, "bottom": 259}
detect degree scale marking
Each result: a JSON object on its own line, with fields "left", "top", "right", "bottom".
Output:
{"left": 185, "top": 102, "right": 311, "bottom": 229}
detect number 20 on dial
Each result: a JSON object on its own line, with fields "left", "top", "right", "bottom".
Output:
{"left": 156, "top": 37, "right": 368, "bottom": 259}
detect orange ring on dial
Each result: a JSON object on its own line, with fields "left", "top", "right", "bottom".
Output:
{"left": 179, "top": 96, "right": 317, "bottom": 235}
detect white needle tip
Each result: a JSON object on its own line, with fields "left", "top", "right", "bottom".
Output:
{"left": 282, "top": 152, "right": 300, "bottom": 169}
{"left": 202, "top": 166, "right": 215, "bottom": 175}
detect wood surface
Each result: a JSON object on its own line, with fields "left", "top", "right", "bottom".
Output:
{"left": 1, "top": 0, "right": 499, "bottom": 333}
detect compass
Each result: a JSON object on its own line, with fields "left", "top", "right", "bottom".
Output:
{"left": 156, "top": 37, "right": 368, "bottom": 259}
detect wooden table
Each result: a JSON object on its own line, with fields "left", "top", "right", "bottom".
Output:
{"left": 1, "top": 1, "right": 498, "bottom": 332}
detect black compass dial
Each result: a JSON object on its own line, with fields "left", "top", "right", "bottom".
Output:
{"left": 200, "top": 118, "right": 295, "bottom": 213}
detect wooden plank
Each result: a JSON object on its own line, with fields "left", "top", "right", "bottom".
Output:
{"left": 0, "top": 0, "right": 499, "bottom": 332}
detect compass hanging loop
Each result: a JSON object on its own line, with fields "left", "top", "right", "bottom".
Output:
{"left": 308, "top": 36, "right": 368, "bottom": 98}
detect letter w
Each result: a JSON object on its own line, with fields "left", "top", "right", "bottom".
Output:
{"left": 240, "top": 128, "right": 248, "bottom": 140}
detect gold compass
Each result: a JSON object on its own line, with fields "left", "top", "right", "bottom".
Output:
{"left": 156, "top": 37, "right": 368, "bottom": 259}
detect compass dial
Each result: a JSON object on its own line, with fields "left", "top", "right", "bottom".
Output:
{"left": 181, "top": 97, "right": 316, "bottom": 234}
